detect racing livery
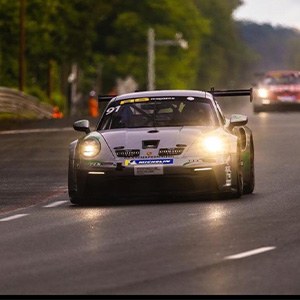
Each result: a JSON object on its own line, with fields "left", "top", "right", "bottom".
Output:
{"left": 253, "top": 70, "right": 300, "bottom": 113}
{"left": 68, "top": 90, "right": 255, "bottom": 204}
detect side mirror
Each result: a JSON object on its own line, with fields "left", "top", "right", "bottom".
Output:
{"left": 229, "top": 114, "right": 248, "bottom": 130}
{"left": 73, "top": 120, "right": 91, "bottom": 134}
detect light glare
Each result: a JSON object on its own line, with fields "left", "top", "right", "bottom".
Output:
{"left": 258, "top": 88, "right": 268, "bottom": 98}
{"left": 203, "top": 136, "right": 224, "bottom": 153}
{"left": 80, "top": 139, "right": 101, "bottom": 158}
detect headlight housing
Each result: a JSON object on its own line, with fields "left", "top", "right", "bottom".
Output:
{"left": 80, "top": 139, "right": 101, "bottom": 158}
{"left": 203, "top": 136, "right": 224, "bottom": 153}
{"left": 200, "top": 135, "right": 229, "bottom": 155}
{"left": 258, "top": 88, "right": 269, "bottom": 98}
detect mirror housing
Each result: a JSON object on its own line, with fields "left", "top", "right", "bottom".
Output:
{"left": 73, "top": 120, "right": 91, "bottom": 134}
{"left": 229, "top": 114, "right": 248, "bottom": 130}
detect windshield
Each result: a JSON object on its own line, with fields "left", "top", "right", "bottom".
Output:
{"left": 98, "top": 96, "right": 218, "bottom": 130}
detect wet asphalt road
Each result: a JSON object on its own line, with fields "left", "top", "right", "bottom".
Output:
{"left": 1, "top": 105, "right": 300, "bottom": 295}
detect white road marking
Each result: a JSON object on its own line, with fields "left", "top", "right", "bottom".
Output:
{"left": 0, "top": 214, "right": 29, "bottom": 222}
{"left": 224, "top": 247, "right": 276, "bottom": 260}
{"left": 43, "top": 200, "right": 68, "bottom": 208}
{"left": 0, "top": 127, "right": 73, "bottom": 135}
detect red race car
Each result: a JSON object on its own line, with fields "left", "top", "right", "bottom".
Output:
{"left": 253, "top": 70, "right": 300, "bottom": 113}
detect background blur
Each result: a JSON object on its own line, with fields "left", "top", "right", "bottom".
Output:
{"left": 234, "top": 0, "right": 300, "bottom": 29}
{"left": 1, "top": 0, "right": 300, "bottom": 116}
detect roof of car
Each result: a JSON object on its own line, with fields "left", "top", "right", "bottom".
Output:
{"left": 112, "top": 90, "right": 214, "bottom": 102}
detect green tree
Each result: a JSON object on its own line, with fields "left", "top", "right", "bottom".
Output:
{"left": 93, "top": 0, "right": 209, "bottom": 92}
{"left": 0, "top": 0, "right": 19, "bottom": 88}
{"left": 194, "top": 0, "right": 252, "bottom": 88}
{"left": 0, "top": 0, "right": 257, "bottom": 112}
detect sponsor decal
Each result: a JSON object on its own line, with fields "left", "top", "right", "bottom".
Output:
{"left": 225, "top": 165, "right": 232, "bottom": 186}
{"left": 87, "top": 161, "right": 102, "bottom": 167}
{"left": 120, "top": 98, "right": 149, "bottom": 105}
{"left": 127, "top": 159, "right": 174, "bottom": 165}
{"left": 87, "top": 161, "right": 115, "bottom": 167}
{"left": 187, "top": 97, "right": 195, "bottom": 101}
{"left": 183, "top": 159, "right": 204, "bottom": 166}
{"left": 150, "top": 97, "right": 175, "bottom": 100}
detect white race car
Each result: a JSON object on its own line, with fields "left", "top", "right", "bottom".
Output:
{"left": 68, "top": 89, "right": 254, "bottom": 205}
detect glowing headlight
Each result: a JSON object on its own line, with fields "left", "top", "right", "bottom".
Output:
{"left": 202, "top": 136, "right": 225, "bottom": 154}
{"left": 258, "top": 88, "right": 269, "bottom": 98}
{"left": 80, "top": 139, "right": 101, "bottom": 158}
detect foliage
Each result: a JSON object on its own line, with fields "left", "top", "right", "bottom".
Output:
{"left": 194, "top": 0, "right": 253, "bottom": 89}
{"left": 0, "top": 0, "right": 261, "bottom": 112}
{"left": 0, "top": 0, "right": 19, "bottom": 88}
{"left": 95, "top": 0, "right": 209, "bottom": 91}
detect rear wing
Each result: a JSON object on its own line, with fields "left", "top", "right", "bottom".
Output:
{"left": 98, "top": 95, "right": 117, "bottom": 102}
{"left": 209, "top": 88, "right": 253, "bottom": 102}
{"left": 98, "top": 89, "right": 253, "bottom": 103}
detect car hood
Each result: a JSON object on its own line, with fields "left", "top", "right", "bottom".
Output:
{"left": 263, "top": 84, "right": 300, "bottom": 92}
{"left": 100, "top": 127, "right": 216, "bottom": 150}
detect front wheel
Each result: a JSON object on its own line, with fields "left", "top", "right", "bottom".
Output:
{"left": 243, "top": 136, "right": 255, "bottom": 194}
{"left": 232, "top": 147, "right": 243, "bottom": 199}
{"left": 233, "top": 168, "right": 243, "bottom": 198}
{"left": 68, "top": 161, "right": 86, "bottom": 205}
{"left": 69, "top": 192, "right": 85, "bottom": 205}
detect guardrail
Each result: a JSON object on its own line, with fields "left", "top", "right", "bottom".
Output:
{"left": 0, "top": 87, "right": 53, "bottom": 119}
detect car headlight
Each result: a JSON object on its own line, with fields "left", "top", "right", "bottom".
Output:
{"left": 258, "top": 88, "right": 269, "bottom": 98}
{"left": 202, "top": 136, "right": 227, "bottom": 154}
{"left": 80, "top": 139, "right": 101, "bottom": 158}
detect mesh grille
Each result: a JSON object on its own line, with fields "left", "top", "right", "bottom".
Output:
{"left": 159, "top": 148, "right": 185, "bottom": 157}
{"left": 116, "top": 148, "right": 184, "bottom": 158}
{"left": 115, "top": 149, "right": 140, "bottom": 158}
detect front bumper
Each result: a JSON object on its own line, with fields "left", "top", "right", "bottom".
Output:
{"left": 73, "top": 156, "right": 239, "bottom": 198}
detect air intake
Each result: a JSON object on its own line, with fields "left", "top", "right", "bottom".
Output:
{"left": 142, "top": 140, "right": 160, "bottom": 149}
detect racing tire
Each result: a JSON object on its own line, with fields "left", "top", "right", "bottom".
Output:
{"left": 68, "top": 183, "right": 86, "bottom": 206}
{"left": 233, "top": 170, "right": 243, "bottom": 199}
{"left": 243, "top": 136, "right": 255, "bottom": 194}
{"left": 68, "top": 160, "right": 86, "bottom": 205}
{"left": 69, "top": 192, "right": 85, "bottom": 206}
{"left": 232, "top": 147, "right": 243, "bottom": 199}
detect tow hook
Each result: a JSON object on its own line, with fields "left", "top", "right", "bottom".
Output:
{"left": 116, "top": 162, "right": 124, "bottom": 171}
